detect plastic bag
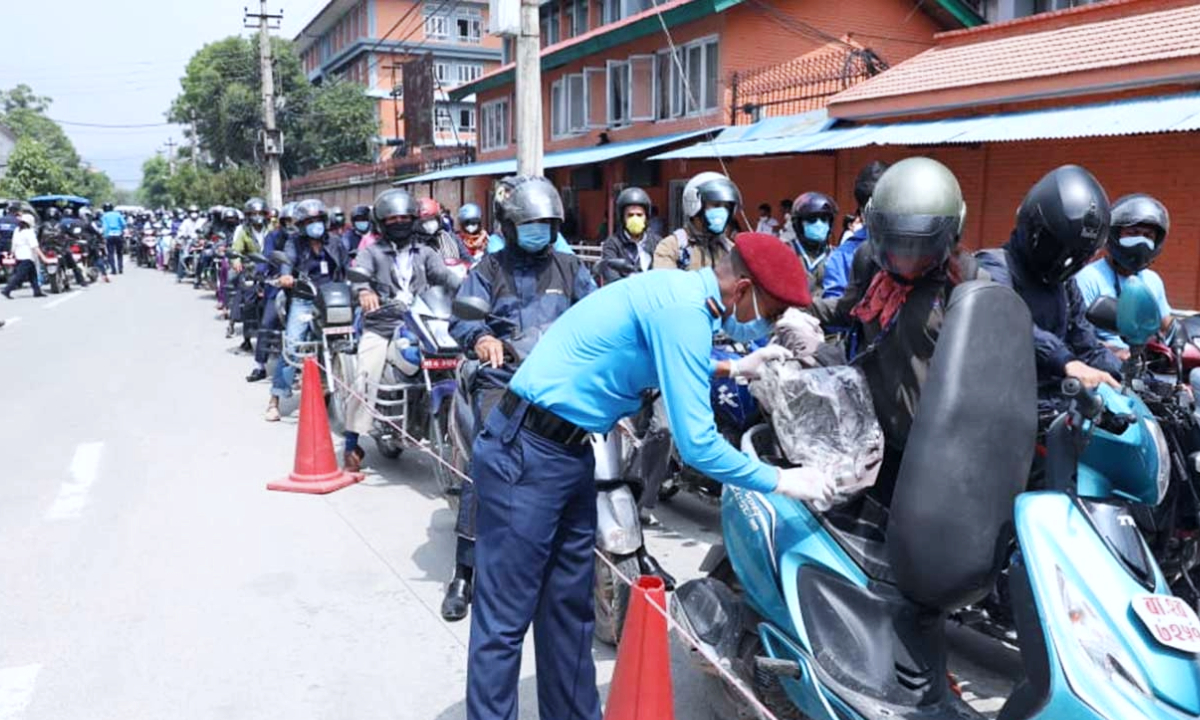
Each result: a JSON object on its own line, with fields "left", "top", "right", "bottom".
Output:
{"left": 750, "top": 362, "right": 883, "bottom": 509}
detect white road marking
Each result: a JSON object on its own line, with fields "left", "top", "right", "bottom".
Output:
{"left": 46, "top": 442, "right": 103, "bottom": 520}
{"left": 2, "top": 317, "right": 19, "bottom": 326}
{"left": 0, "top": 664, "right": 41, "bottom": 720}
{"left": 41, "top": 292, "right": 81, "bottom": 310}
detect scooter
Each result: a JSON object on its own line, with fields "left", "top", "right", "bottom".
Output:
{"left": 673, "top": 279, "right": 1200, "bottom": 720}
{"left": 40, "top": 249, "right": 70, "bottom": 294}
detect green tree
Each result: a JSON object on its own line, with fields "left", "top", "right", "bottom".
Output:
{"left": 139, "top": 156, "right": 174, "bottom": 207}
{"left": 295, "top": 79, "right": 377, "bottom": 169}
{"left": 0, "top": 138, "right": 68, "bottom": 197}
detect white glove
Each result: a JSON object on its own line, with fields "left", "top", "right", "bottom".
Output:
{"left": 774, "top": 466, "right": 838, "bottom": 507}
{"left": 774, "top": 308, "right": 824, "bottom": 360}
{"left": 729, "top": 343, "right": 793, "bottom": 380}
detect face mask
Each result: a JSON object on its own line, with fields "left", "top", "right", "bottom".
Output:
{"left": 463, "top": 222, "right": 481, "bottom": 234}
{"left": 353, "top": 220, "right": 370, "bottom": 233}
{"left": 421, "top": 219, "right": 441, "bottom": 235}
{"left": 305, "top": 222, "right": 325, "bottom": 239}
{"left": 704, "top": 207, "right": 729, "bottom": 234}
{"left": 189, "top": 213, "right": 199, "bottom": 220}
{"left": 516, "top": 222, "right": 553, "bottom": 253}
{"left": 384, "top": 220, "right": 413, "bottom": 243}
{"left": 803, "top": 218, "right": 830, "bottom": 243}
{"left": 250, "top": 215, "right": 264, "bottom": 227}
{"left": 625, "top": 216, "right": 647, "bottom": 237}
{"left": 721, "top": 286, "right": 773, "bottom": 343}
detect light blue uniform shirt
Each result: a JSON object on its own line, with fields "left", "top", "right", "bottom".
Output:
{"left": 1074, "top": 259, "right": 1171, "bottom": 348}
{"left": 486, "top": 232, "right": 574, "bottom": 254}
{"left": 508, "top": 267, "right": 778, "bottom": 493}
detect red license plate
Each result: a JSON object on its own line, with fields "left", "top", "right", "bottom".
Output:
{"left": 422, "top": 357, "right": 460, "bottom": 370}
{"left": 1133, "top": 594, "right": 1200, "bottom": 653}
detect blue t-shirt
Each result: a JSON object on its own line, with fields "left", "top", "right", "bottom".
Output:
{"left": 1074, "top": 259, "right": 1171, "bottom": 348}
{"left": 822, "top": 227, "right": 867, "bottom": 299}
{"left": 100, "top": 210, "right": 126, "bottom": 238}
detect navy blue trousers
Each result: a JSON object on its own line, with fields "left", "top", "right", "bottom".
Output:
{"left": 466, "top": 401, "right": 599, "bottom": 720}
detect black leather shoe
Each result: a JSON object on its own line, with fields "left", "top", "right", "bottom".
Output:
{"left": 441, "top": 578, "right": 472, "bottom": 622}
{"left": 639, "top": 552, "right": 676, "bottom": 591}
{"left": 245, "top": 368, "right": 268, "bottom": 383}
{"left": 239, "top": 339, "right": 253, "bottom": 352}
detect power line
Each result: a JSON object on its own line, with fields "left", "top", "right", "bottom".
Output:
{"left": 50, "top": 118, "right": 173, "bottom": 129}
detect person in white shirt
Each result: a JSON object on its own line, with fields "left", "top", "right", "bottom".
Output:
{"left": 175, "top": 206, "right": 202, "bottom": 282}
{"left": 754, "top": 203, "right": 780, "bottom": 235}
{"left": 3, "top": 214, "right": 49, "bottom": 299}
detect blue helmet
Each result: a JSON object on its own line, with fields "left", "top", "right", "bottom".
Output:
{"left": 458, "top": 203, "right": 483, "bottom": 225}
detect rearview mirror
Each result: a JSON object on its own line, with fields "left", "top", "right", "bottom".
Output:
{"left": 452, "top": 295, "right": 492, "bottom": 321}
{"left": 247, "top": 252, "right": 267, "bottom": 264}
{"left": 269, "top": 250, "right": 289, "bottom": 267}
{"left": 1116, "top": 275, "right": 1162, "bottom": 347}
{"left": 346, "top": 267, "right": 372, "bottom": 284}
{"left": 1085, "top": 297, "right": 1119, "bottom": 333}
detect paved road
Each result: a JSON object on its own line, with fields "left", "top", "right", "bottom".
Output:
{"left": 0, "top": 268, "right": 1013, "bottom": 720}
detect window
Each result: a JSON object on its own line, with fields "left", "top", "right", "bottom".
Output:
{"left": 481, "top": 97, "right": 510, "bottom": 151}
{"left": 425, "top": 14, "right": 449, "bottom": 39}
{"left": 436, "top": 107, "right": 454, "bottom": 133}
{"left": 596, "top": 0, "right": 619, "bottom": 25}
{"left": 606, "top": 59, "right": 629, "bottom": 126}
{"left": 540, "top": 2, "right": 561, "bottom": 47}
{"left": 551, "top": 79, "right": 567, "bottom": 138}
{"left": 456, "top": 15, "right": 482, "bottom": 43}
{"left": 458, "top": 108, "right": 476, "bottom": 131}
{"left": 656, "top": 37, "right": 718, "bottom": 119}
{"left": 434, "top": 62, "right": 451, "bottom": 85}
{"left": 456, "top": 63, "right": 483, "bottom": 85}
{"left": 568, "top": 0, "right": 588, "bottom": 37}
{"left": 567, "top": 73, "right": 586, "bottom": 132}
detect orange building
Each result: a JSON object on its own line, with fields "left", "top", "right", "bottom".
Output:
{"left": 293, "top": 0, "right": 503, "bottom": 158}
{"left": 399, "top": 0, "right": 982, "bottom": 237}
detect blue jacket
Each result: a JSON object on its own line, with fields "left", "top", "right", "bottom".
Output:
{"left": 100, "top": 210, "right": 126, "bottom": 238}
{"left": 822, "top": 226, "right": 867, "bottom": 299}
{"left": 451, "top": 247, "right": 595, "bottom": 389}
{"left": 281, "top": 232, "right": 349, "bottom": 287}
{"left": 976, "top": 243, "right": 1121, "bottom": 391}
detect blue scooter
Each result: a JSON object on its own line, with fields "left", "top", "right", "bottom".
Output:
{"left": 674, "top": 279, "right": 1200, "bottom": 720}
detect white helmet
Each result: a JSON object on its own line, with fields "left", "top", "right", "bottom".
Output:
{"left": 681, "top": 172, "right": 741, "bottom": 220}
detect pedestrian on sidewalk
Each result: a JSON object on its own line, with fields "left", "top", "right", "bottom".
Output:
{"left": 3, "top": 214, "right": 49, "bottom": 299}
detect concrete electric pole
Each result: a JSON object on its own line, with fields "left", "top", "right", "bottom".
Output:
{"left": 164, "top": 137, "right": 177, "bottom": 175}
{"left": 245, "top": 2, "right": 285, "bottom": 208}
{"left": 515, "top": 0, "right": 543, "bottom": 176}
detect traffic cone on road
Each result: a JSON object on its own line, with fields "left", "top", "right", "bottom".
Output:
{"left": 267, "top": 356, "right": 364, "bottom": 494}
{"left": 603, "top": 575, "right": 675, "bottom": 720}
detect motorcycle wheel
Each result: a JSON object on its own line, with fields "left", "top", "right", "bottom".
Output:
{"left": 429, "top": 411, "right": 455, "bottom": 499}
{"left": 49, "top": 273, "right": 61, "bottom": 294}
{"left": 593, "top": 553, "right": 640, "bottom": 645}
{"left": 375, "top": 436, "right": 404, "bottom": 459}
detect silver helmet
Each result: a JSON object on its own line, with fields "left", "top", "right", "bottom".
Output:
{"left": 866, "top": 157, "right": 965, "bottom": 279}
{"left": 681, "top": 172, "right": 741, "bottom": 220}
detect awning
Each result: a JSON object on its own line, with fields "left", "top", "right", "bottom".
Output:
{"left": 650, "top": 109, "right": 831, "bottom": 160}
{"left": 398, "top": 127, "right": 721, "bottom": 185}
{"left": 650, "top": 93, "right": 1200, "bottom": 160}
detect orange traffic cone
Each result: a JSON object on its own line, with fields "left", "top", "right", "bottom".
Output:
{"left": 267, "top": 357, "right": 364, "bottom": 494}
{"left": 603, "top": 576, "right": 675, "bottom": 720}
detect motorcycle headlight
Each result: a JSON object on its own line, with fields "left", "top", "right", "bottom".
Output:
{"left": 1144, "top": 417, "right": 1170, "bottom": 506}
{"left": 1055, "top": 566, "right": 1152, "bottom": 704}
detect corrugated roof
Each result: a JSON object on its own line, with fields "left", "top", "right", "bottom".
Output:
{"left": 828, "top": 1, "right": 1200, "bottom": 111}
{"left": 650, "top": 109, "right": 830, "bottom": 159}
{"left": 399, "top": 127, "right": 720, "bottom": 184}
{"left": 652, "top": 92, "right": 1200, "bottom": 159}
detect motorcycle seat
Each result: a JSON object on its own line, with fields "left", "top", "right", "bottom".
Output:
{"left": 820, "top": 495, "right": 895, "bottom": 584}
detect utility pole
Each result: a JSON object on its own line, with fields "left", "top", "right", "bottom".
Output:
{"left": 386, "top": 62, "right": 404, "bottom": 155}
{"left": 244, "top": 2, "right": 284, "bottom": 208}
{"left": 515, "top": 0, "right": 543, "bottom": 176}
{"left": 164, "top": 137, "right": 177, "bottom": 175}
{"left": 190, "top": 110, "right": 200, "bottom": 169}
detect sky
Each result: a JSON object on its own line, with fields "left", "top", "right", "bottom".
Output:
{"left": 1, "top": 0, "right": 327, "bottom": 190}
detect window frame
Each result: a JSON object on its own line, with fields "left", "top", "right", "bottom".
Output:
{"left": 424, "top": 13, "right": 449, "bottom": 39}
{"left": 606, "top": 59, "right": 630, "bottom": 127}
{"left": 656, "top": 35, "right": 719, "bottom": 120}
{"left": 481, "top": 97, "right": 511, "bottom": 152}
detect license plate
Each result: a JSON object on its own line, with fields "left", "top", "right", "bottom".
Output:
{"left": 323, "top": 325, "right": 355, "bottom": 336}
{"left": 1132, "top": 594, "right": 1200, "bottom": 653}
{"left": 422, "top": 357, "right": 459, "bottom": 370}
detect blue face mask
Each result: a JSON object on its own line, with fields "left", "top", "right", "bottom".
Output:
{"left": 305, "top": 222, "right": 325, "bottom": 240}
{"left": 803, "top": 218, "right": 830, "bottom": 243}
{"left": 721, "top": 285, "right": 773, "bottom": 342}
{"left": 353, "top": 220, "right": 370, "bottom": 233}
{"left": 516, "top": 222, "right": 553, "bottom": 252}
{"left": 704, "top": 207, "right": 730, "bottom": 234}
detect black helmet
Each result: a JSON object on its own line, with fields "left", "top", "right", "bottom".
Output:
{"left": 866, "top": 157, "right": 965, "bottom": 279}
{"left": 45, "top": 207, "right": 61, "bottom": 221}
{"left": 330, "top": 206, "right": 345, "bottom": 226}
{"left": 854, "top": 161, "right": 890, "bottom": 213}
{"left": 294, "top": 199, "right": 328, "bottom": 225}
{"left": 1107, "top": 193, "right": 1169, "bottom": 274}
{"left": 373, "top": 189, "right": 420, "bottom": 244}
{"left": 102, "top": 202, "right": 114, "bottom": 212}
{"left": 220, "top": 207, "right": 239, "bottom": 225}
{"left": 791, "top": 191, "right": 839, "bottom": 250}
{"left": 350, "top": 204, "right": 372, "bottom": 222}
{"left": 616, "top": 186, "right": 651, "bottom": 216}
{"left": 497, "top": 176, "right": 563, "bottom": 249}
{"left": 1013, "top": 165, "right": 1110, "bottom": 285}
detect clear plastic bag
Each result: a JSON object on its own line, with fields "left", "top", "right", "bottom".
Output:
{"left": 750, "top": 362, "right": 884, "bottom": 509}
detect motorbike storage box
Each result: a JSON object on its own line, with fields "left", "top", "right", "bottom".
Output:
{"left": 888, "top": 280, "right": 1037, "bottom": 611}
{"left": 751, "top": 365, "right": 883, "bottom": 510}
{"left": 317, "top": 282, "right": 354, "bottom": 326}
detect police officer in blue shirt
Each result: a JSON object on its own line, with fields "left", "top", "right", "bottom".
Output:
{"left": 0, "top": 202, "right": 20, "bottom": 255}
{"left": 466, "top": 232, "right": 838, "bottom": 720}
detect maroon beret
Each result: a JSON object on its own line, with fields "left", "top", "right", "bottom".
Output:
{"left": 733, "top": 232, "right": 811, "bottom": 307}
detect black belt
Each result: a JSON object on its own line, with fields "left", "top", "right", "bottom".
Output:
{"left": 499, "top": 390, "right": 589, "bottom": 446}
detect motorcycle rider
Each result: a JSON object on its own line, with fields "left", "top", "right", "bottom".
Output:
{"left": 328, "top": 205, "right": 347, "bottom": 239}
{"left": 342, "top": 204, "right": 374, "bottom": 258}
{"left": 976, "top": 165, "right": 1122, "bottom": 399}
{"left": 247, "top": 202, "right": 298, "bottom": 383}
{"left": 176, "top": 205, "right": 202, "bottom": 282}
{"left": 265, "top": 199, "right": 350, "bottom": 422}
{"left": 652, "top": 171, "right": 741, "bottom": 271}
{"left": 343, "top": 189, "right": 464, "bottom": 469}
{"left": 47, "top": 208, "right": 90, "bottom": 288}
{"left": 788, "top": 192, "right": 838, "bottom": 296}
{"left": 440, "top": 176, "right": 598, "bottom": 622}
{"left": 456, "top": 203, "right": 489, "bottom": 263}
{"left": 100, "top": 202, "right": 127, "bottom": 275}
{"left": 230, "top": 198, "right": 269, "bottom": 351}
{"left": 823, "top": 160, "right": 889, "bottom": 299}
{"left": 78, "top": 207, "right": 110, "bottom": 283}
{"left": 415, "top": 197, "right": 471, "bottom": 261}
{"left": 1073, "top": 193, "right": 1174, "bottom": 358}
{"left": 599, "top": 186, "right": 660, "bottom": 284}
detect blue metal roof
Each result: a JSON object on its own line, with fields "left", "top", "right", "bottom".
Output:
{"left": 652, "top": 93, "right": 1200, "bottom": 160}
{"left": 650, "top": 110, "right": 830, "bottom": 160}
{"left": 399, "top": 127, "right": 721, "bottom": 184}
{"left": 28, "top": 194, "right": 91, "bottom": 206}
